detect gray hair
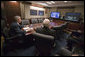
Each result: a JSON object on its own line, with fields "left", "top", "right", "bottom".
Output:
{"left": 14, "top": 16, "right": 21, "bottom": 22}
{"left": 43, "top": 19, "right": 50, "bottom": 27}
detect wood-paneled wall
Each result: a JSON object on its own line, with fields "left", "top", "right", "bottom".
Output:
{"left": 3, "top": 1, "right": 21, "bottom": 25}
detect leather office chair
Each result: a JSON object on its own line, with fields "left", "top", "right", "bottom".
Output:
{"left": 32, "top": 32, "right": 54, "bottom": 56}
{"left": 38, "top": 19, "right": 43, "bottom": 23}
{"left": 32, "top": 32, "right": 72, "bottom": 56}
{"left": 21, "top": 19, "right": 30, "bottom": 25}
{"left": 1, "top": 19, "right": 26, "bottom": 54}
{"left": 31, "top": 19, "right": 38, "bottom": 24}
{"left": 51, "top": 22, "right": 71, "bottom": 48}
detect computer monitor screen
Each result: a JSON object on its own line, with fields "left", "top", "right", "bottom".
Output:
{"left": 51, "top": 12, "right": 60, "bottom": 18}
{"left": 65, "top": 13, "right": 81, "bottom": 21}
{"left": 30, "top": 10, "right": 37, "bottom": 15}
{"left": 38, "top": 11, "right": 44, "bottom": 16}
{"left": 65, "top": 16, "right": 78, "bottom": 21}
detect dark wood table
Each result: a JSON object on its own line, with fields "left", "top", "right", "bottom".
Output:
{"left": 24, "top": 22, "right": 67, "bottom": 35}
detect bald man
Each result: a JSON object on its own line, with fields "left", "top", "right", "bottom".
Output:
{"left": 35, "top": 19, "right": 72, "bottom": 56}
{"left": 35, "top": 19, "right": 56, "bottom": 36}
{"left": 35, "top": 19, "right": 57, "bottom": 56}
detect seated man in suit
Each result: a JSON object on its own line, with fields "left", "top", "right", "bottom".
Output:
{"left": 9, "top": 16, "right": 34, "bottom": 47}
{"left": 35, "top": 19, "right": 57, "bottom": 56}
{"left": 35, "top": 19, "right": 72, "bottom": 56}
{"left": 9, "top": 16, "right": 27, "bottom": 36}
{"left": 9, "top": 16, "right": 28, "bottom": 36}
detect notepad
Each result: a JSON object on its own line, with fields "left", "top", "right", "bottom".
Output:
{"left": 23, "top": 27, "right": 31, "bottom": 32}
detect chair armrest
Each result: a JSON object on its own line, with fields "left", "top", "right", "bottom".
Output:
{"left": 5, "top": 34, "right": 22, "bottom": 40}
{"left": 63, "top": 29, "right": 72, "bottom": 34}
{"left": 32, "top": 32, "right": 54, "bottom": 40}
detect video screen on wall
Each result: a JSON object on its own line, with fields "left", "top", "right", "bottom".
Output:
{"left": 30, "top": 10, "right": 37, "bottom": 15}
{"left": 65, "top": 13, "right": 81, "bottom": 22}
{"left": 50, "top": 12, "right": 60, "bottom": 18}
{"left": 38, "top": 11, "right": 44, "bottom": 16}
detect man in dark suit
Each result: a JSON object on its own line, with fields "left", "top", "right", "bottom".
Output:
{"left": 35, "top": 19, "right": 56, "bottom": 56}
{"left": 9, "top": 16, "right": 26, "bottom": 36}
{"left": 9, "top": 16, "right": 34, "bottom": 48}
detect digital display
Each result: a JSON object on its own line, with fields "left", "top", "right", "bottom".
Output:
{"left": 65, "top": 13, "right": 81, "bottom": 22}
{"left": 65, "top": 16, "right": 78, "bottom": 21}
{"left": 38, "top": 11, "right": 44, "bottom": 16}
{"left": 30, "top": 10, "right": 37, "bottom": 15}
{"left": 51, "top": 12, "right": 60, "bottom": 18}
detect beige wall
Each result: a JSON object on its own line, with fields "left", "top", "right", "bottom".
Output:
{"left": 57, "top": 7, "right": 74, "bottom": 17}
{"left": 75, "top": 5, "right": 84, "bottom": 22}
{"left": 20, "top": 2, "right": 84, "bottom": 21}
{"left": 20, "top": 2, "right": 25, "bottom": 19}
{"left": 47, "top": 7, "right": 75, "bottom": 17}
{"left": 47, "top": 7, "right": 57, "bottom": 17}
{"left": 47, "top": 5, "right": 84, "bottom": 21}
{"left": 20, "top": 2, "right": 48, "bottom": 19}
{"left": 74, "top": 5, "right": 84, "bottom": 21}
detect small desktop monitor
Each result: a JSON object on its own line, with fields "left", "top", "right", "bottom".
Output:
{"left": 50, "top": 12, "right": 60, "bottom": 18}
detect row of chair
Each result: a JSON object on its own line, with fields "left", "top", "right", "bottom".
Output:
{"left": 21, "top": 18, "right": 45, "bottom": 25}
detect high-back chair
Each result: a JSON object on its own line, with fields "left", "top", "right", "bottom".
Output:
{"left": 31, "top": 18, "right": 38, "bottom": 24}
{"left": 32, "top": 32, "right": 54, "bottom": 56}
{"left": 38, "top": 18, "right": 43, "bottom": 23}
{"left": 21, "top": 19, "right": 30, "bottom": 25}
{"left": 1, "top": 19, "right": 26, "bottom": 54}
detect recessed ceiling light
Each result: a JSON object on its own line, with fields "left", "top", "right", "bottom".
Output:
{"left": 37, "top": 3, "right": 48, "bottom": 6}
{"left": 30, "top": 6, "right": 45, "bottom": 10}
{"left": 51, "top": 1, "right": 55, "bottom": 3}
{"left": 69, "top": 1, "right": 72, "bottom": 2}
{"left": 64, "top": 1, "right": 68, "bottom": 3}
{"left": 10, "top": 1, "right": 17, "bottom": 2}
{"left": 46, "top": 2, "right": 52, "bottom": 4}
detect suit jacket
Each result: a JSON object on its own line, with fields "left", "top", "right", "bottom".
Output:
{"left": 35, "top": 26, "right": 57, "bottom": 46}
{"left": 35, "top": 26, "right": 57, "bottom": 56}
{"left": 35, "top": 26, "right": 56, "bottom": 38}
{"left": 9, "top": 22, "right": 26, "bottom": 36}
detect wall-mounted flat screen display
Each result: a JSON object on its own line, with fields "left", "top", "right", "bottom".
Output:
{"left": 38, "top": 11, "right": 44, "bottom": 16}
{"left": 30, "top": 10, "right": 37, "bottom": 15}
{"left": 65, "top": 13, "right": 81, "bottom": 22}
{"left": 50, "top": 12, "right": 60, "bottom": 18}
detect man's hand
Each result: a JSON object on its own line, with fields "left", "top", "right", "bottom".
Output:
{"left": 30, "top": 28, "right": 36, "bottom": 33}
{"left": 25, "top": 28, "right": 36, "bottom": 35}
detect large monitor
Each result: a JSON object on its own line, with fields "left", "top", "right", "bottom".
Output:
{"left": 50, "top": 12, "right": 60, "bottom": 18}
{"left": 30, "top": 10, "right": 37, "bottom": 15}
{"left": 65, "top": 13, "right": 81, "bottom": 22}
{"left": 38, "top": 11, "right": 44, "bottom": 16}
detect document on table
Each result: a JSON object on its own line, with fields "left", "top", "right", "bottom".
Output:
{"left": 23, "top": 27, "right": 31, "bottom": 32}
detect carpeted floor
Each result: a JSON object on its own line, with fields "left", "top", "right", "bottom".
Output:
{"left": 4, "top": 46, "right": 36, "bottom": 56}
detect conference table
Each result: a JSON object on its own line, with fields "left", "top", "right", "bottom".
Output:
{"left": 22, "top": 22, "right": 68, "bottom": 35}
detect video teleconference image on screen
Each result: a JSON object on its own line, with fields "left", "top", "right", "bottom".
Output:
{"left": 51, "top": 12, "right": 60, "bottom": 18}
{"left": 65, "top": 16, "right": 78, "bottom": 21}
{"left": 65, "top": 13, "right": 81, "bottom": 22}
{"left": 38, "top": 11, "right": 44, "bottom": 16}
{"left": 30, "top": 10, "right": 37, "bottom": 15}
